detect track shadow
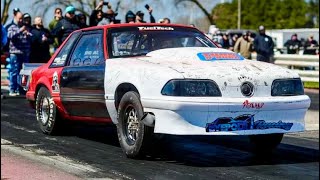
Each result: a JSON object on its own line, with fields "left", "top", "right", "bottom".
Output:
{"left": 59, "top": 123, "right": 319, "bottom": 167}
{"left": 140, "top": 134, "right": 319, "bottom": 167}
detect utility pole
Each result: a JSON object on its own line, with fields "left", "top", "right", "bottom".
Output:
{"left": 237, "top": 0, "right": 241, "bottom": 29}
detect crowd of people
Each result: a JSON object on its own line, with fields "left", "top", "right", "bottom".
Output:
{"left": 214, "top": 25, "right": 319, "bottom": 63}
{"left": 215, "top": 26, "right": 275, "bottom": 62}
{"left": 0, "top": 2, "right": 171, "bottom": 96}
{"left": 284, "top": 33, "right": 319, "bottom": 55}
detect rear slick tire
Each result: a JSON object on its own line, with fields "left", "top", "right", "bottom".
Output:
{"left": 116, "top": 91, "right": 153, "bottom": 158}
{"left": 35, "top": 87, "right": 62, "bottom": 135}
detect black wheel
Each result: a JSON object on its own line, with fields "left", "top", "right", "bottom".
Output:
{"left": 249, "top": 133, "right": 284, "bottom": 154}
{"left": 35, "top": 87, "right": 62, "bottom": 135}
{"left": 116, "top": 91, "right": 153, "bottom": 158}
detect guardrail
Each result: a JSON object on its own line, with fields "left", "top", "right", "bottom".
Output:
{"left": 252, "top": 53, "right": 319, "bottom": 82}
{"left": 274, "top": 46, "right": 319, "bottom": 55}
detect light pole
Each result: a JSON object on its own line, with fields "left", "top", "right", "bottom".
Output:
{"left": 238, "top": 0, "right": 241, "bottom": 29}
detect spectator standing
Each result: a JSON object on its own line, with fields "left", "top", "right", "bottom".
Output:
{"left": 6, "top": 8, "right": 21, "bottom": 29}
{"left": 22, "top": 13, "right": 33, "bottom": 30}
{"left": 303, "top": 35, "right": 318, "bottom": 55}
{"left": 253, "top": 25, "right": 274, "bottom": 63}
{"left": 284, "top": 33, "right": 301, "bottom": 54}
{"left": 97, "top": 8, "right": 117, "bottom": 26}
{"left": 77, "top": 13, "right": 89, "bottom": 28}
{"left": 49, "top": 8, "right": 63, "bottom": 30}
{"left": 1, "top": 25, "right": 7, "bottom": 99}
{"left": 51, "top": 5, "right": 80, "bottom": 46}
{"left": 125, "top": 10, "right": 136, "bottom": 23}
{"left": 89, "top": 1, "right": 104, "bottom": 26}
{"left": 220, "top": 33, "right": 231, "bottom": 49}
{"left": 7, "top": 11, "right": 32, "bottom": 96}
{"left": 49, "top": 8, "right": 63, "bottom": 51}
{"left": 135, "top": 5, "right": 155, "bottom": 23}
{"left": 229, "top": 34, "right": 238, "bottom": 51}
{"left": 234, "top": 31, "right": 253, "bottom": 59}
{"left": 159, "top": 17, "right": 171, "bottom": 24}
{"left": 3, "top": 8, "right": 21, "bottom": 55}
{"left": 30, "top": 17, "right": 53, "bottom": 63}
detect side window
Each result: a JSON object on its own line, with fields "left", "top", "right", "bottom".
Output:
{"left": 50, "top": 32, "right": 80, "bottom": 67}
{"left": 69, "top": 33, "right": 104, "bottom": 67}
{"left": 111, "top": 32, "right": 137, "bottom": 56}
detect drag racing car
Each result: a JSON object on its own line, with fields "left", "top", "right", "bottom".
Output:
{"left": 21, "top": 23, "right": 311, "bottom": 158}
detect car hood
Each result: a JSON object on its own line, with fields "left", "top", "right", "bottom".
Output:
{"left": 134, "top": 47, "right": 299, "bottom": 87}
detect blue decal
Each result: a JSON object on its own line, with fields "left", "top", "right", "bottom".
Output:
{"left": 197, "top": 52, "right": 245, "bottom": 61}
{"left": 205, "top": 114, "right": 293, "bottom": 132}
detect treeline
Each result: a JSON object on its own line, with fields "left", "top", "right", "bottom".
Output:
{"left": 212, "top": 0, "right": 319, "bottom": 29}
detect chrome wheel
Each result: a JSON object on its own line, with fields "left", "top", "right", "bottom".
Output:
{"left": 125, "top": 105, "right": 140, "bottom": 144}
{"left": 39, "top": 96, "right": 50, "bottom": 125}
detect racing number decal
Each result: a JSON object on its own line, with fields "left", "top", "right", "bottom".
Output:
{"left": 52, "top": 71, "right": 60, "bottom": 93}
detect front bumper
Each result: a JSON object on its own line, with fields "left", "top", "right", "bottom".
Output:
{"left": 142, "top": 95, "right": 311, "bottom": 135}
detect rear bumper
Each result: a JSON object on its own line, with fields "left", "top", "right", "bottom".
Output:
{"left": 142, "top": 95, "right": 311, "bottom": 135}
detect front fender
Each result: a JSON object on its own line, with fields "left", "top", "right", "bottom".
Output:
{"left": 104, "top": 59, "right": 183, "bottom": 124}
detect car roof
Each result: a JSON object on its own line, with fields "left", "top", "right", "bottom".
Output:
{"left": 75, "top": 23, "right": 198, "bottom": 32}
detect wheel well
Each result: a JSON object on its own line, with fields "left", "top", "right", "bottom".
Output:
{"left": 34, "top": 84, "right": 47, "bottom": 99}
{"left": 115, "top": 83, "right": 139, "bottom": 109}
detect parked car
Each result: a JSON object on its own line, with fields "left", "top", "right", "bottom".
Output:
{"left": 20, "top": 23, "right": 310, "bottom": 158}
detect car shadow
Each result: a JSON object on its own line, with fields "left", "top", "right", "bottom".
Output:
{"left": 65, "top": 124, "right": 319, "bottom": 167}
{"left": 143, "top": 135, "right": 319, "bottom": 167}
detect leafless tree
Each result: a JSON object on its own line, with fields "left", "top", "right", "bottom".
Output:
{"left": 175, "top": 0, "right": 215, "bottom": 25}
{"left": 1, "top": 0, "right": 14, "bottom": 25}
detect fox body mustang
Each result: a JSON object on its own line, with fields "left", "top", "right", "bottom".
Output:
{"left": 24, "top": 23, "right": 310, "bottom": 158}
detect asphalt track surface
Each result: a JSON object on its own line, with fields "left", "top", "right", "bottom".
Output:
{"left": 1, "top": 92, "right": 319, "bottom": 179}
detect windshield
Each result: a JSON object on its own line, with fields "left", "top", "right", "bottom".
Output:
{"left": 108, "top": 26, "right": 217, "bottom": 58}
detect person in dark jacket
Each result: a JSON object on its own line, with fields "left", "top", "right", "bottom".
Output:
{"left": 135, "top": 9, "right": 155, "bottom": 23}
{"left": 76, "top": 13, "right": 88, "bottom": 28}
{"left": 253, "top": 25, "right": 274, "bottom": 63}
{"left": 22, "top": 13, "right": 33, "bottom": 30}
{"left": 89, "top": 1, "right": 104, "bottom": 26}
{"left": 30, "top": 17, "right": 53, "bottom": 63}
{"left": 51, "top": 5, "right": 80, "bottom": 46}
{"left": 220, "top": 33, "right": 231, "bottom": 50}
{"left": 125, "top": 10, "right": 136, "bottom": 23}
{"left": 284, "top": 33, "right": 301, "bottom": 54}
{"left": 303, "top": 35, "right": 318, "bottom": 55}
{"left": 7, "top": 11, "right": 32, "bottom": 96}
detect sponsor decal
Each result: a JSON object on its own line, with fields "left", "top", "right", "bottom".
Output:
{"left": 242, "top": 100, "right": 264, "bottom": 109}
{"left": 205, "top": 114, "right": 293, "bottom": 132}
{"left": 197, "top": 52, "right": 245, "bottom": 61}
{"left": 47, "top": 99, "right": 55, "bottom": 128}
{"left": 52, "top": 71, "right": 60, "bottom": 93}
{"left": 138, "top": 26, "right": 174, "bottom": 31}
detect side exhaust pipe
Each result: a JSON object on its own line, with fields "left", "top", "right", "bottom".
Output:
{"left": 141, "top": 113, "right": 155, "bottom": 127}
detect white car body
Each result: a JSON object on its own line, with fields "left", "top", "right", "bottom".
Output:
{"left": 104, "top": 47, "right": 310, "bottom": 135}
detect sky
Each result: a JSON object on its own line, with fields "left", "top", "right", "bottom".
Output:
{"left": 1, "top": 0, "right": 221, "bottom": 31}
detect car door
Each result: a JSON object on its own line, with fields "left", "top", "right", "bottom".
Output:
{"left": 60, "top": 29, "right": 109, "bottom": 118}
{"left": 48, "top": 31, "right": 81, "bottom": 99}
